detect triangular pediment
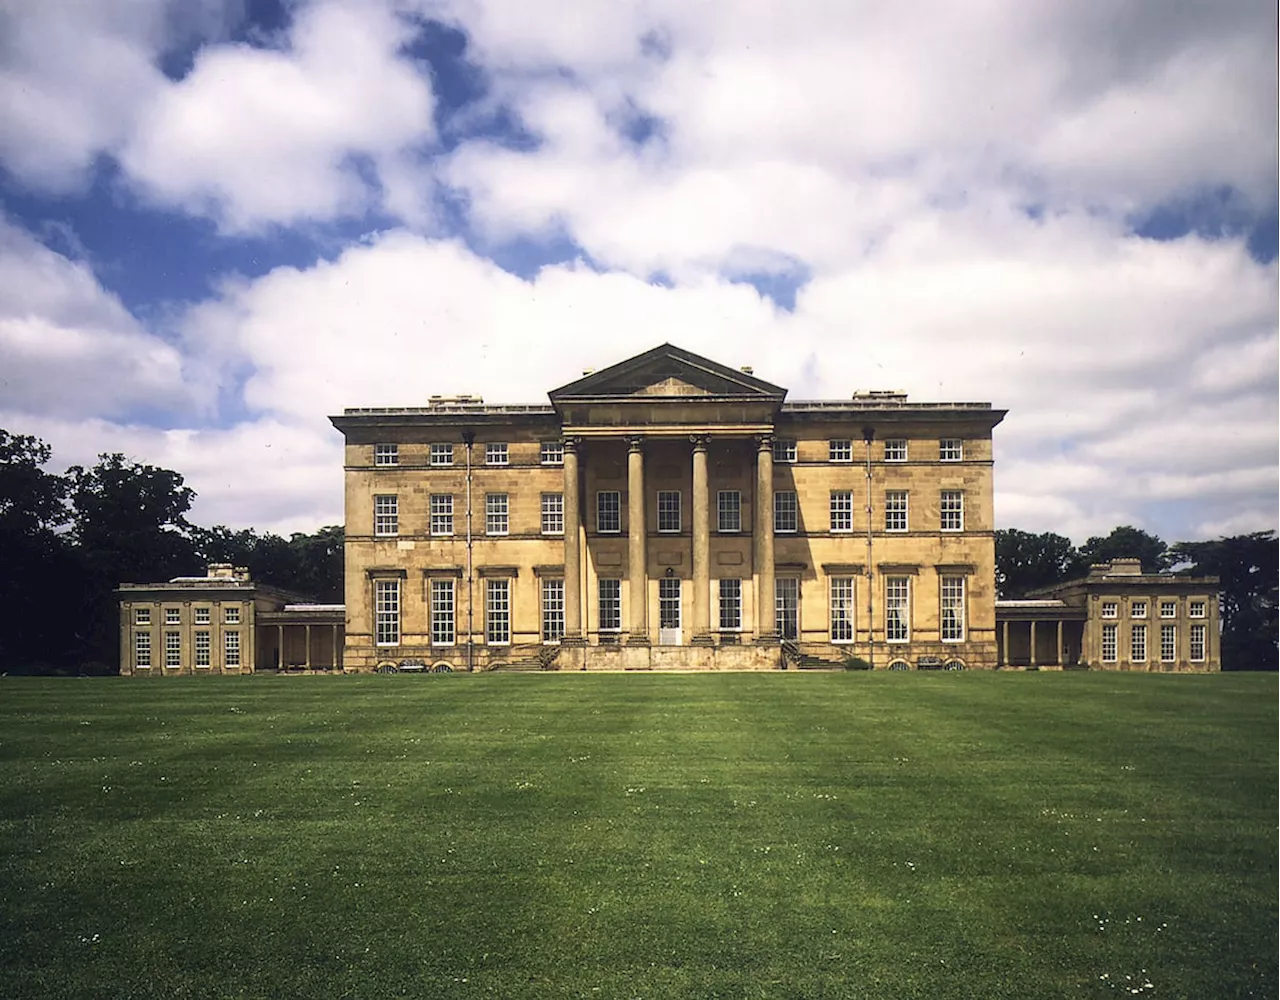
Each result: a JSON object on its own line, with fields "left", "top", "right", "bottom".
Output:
{"left": 549, "top": 344, "right": 787, "bottom": 402}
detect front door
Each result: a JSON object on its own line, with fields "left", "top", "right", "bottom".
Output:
{"left": 659, "top": 578, "right": 682, "bottom": 645}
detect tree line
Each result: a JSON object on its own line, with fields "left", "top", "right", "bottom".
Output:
{"left": 0, "top": 429, "right": 341, "bottom": 674}
{"left": 2, "top": 427, "right": 1274, "bottom": 672}
{"left": 996, "top": 526, "right": 1277, "bottom": 670}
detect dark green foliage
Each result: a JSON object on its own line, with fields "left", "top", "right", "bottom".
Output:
{"left": 1077, "top": 525, "right": 1171, "bottom": 573}
{"left": 194, "top": 524, "right": 343, "bottom": 603}
{"left": 995, "top": 528, "right": 1081, "bottom": 597}
{"left": 842, "top": 653, "right": 873, "bottom": 670}
{"left": 0, "top": 674, "right": 1274, "bottom": 999}
{"left": 1171, "top": 531, "right": 1278, "bottom": 671}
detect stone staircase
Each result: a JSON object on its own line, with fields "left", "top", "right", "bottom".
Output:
{"left": 781, "top": 640, "right": 846, "bottom": 670}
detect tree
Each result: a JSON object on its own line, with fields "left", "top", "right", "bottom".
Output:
{"left": 0, "top": 430, "right": 76, "bottom": 670}
{"left": 995, "top": 529, "right": 1080, "bottom": 598}
{"left": 1077, "top": 525, "right": 1170, "bottom": 572}
{"left": 1170, "top": 532, "right": 1278, "bottom": 670}
{"left": 193, "top": 524, "right": 343, "bottom": 603}
{"left": 288, "top": 525, "right": 343, "bottom": 603}
{"left": 67, "top": 454, "right": 202, "bottom": 668}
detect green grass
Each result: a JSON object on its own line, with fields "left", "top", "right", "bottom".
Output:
{"left": 0, "top": 673, "right": 1274, "bottom": 1000}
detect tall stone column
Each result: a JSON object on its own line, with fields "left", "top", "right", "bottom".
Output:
{"left": 627, "top": 436, "right": 649, "bottom": 644}
{"left": 691, "top": 435, "right": 712, "bottom": 643}
{"left": 1029, "top": 620, "right": 1038, "bottom": 667}
{"left": 754, "top": 435, "right": 777, "bottom": 642}
{"left": 563, "top": 438, "right": 583, "bottom": 642}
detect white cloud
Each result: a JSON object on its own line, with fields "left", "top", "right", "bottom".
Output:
{"left": 0, "top": 219, "right": 192, "bottom": 419}
{"left": 0, "top": 0, "right": 237, "bottom": 190}
{"left": 119, "top": 0, "right": 436, "bottom": 231}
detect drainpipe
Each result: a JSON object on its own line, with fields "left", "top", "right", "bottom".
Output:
{"left": 462, "top": 429, "right": 475, "bottom": 672}
{"left": 862, "top": 426, "right": 875, "bottom": 670}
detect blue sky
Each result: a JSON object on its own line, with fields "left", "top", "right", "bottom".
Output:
{"left": 0, "top": 0, "right": 1275, "bottom": 541}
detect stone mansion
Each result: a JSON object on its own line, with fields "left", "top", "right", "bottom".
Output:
{"left": 116, "top": 344, "right": 1221, "bottom": 674}
{"left": 329, "top": 344, "right": 1005, "bottom": 672}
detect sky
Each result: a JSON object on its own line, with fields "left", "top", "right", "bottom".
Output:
{"left": 0, "top": 0, "right": 1276, "bottom": 543}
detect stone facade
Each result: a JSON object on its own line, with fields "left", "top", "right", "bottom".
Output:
{"left": 116, "top": 565, "right": 343, "bottom": 675}
{"left": 996, "top": 558, "right": 1221, "bottom": 671}
{"left": 330, "top": 344, "right": 1006, "bottom": 671}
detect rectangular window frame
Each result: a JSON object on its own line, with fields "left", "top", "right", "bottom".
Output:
{"left": 828, "top": 439, "right": 852, "bottom": 463}
{"left": 224, "top": 606, "right": 241, "bottom": 625}
{"left": 885, "top": 576, "right": 910, "bottom": 643}
{"left": 830, "top": 577, "right": 855, "bottom": 643}
{"left": 540, "top": 441, "right": 564, "bottom": 466}
{"left": 224, "top": 630, "right": 241, "bottom": 668}
{"left": 717, "top": 490, "right": 742, "bottom": 533}
{"left": 1159, "top": 601, "right": 1177, "bottom": 619}
{"left": 776, "top": 578, "right": 799, "bottom": 640}
{"left": 1131, "top": 600, "right": 1147, "bottom": 619}
{"left": 485, "top": 442, "right": 508, "bottom": 466}
{"left": 134, "top": 608, "right": 151, "bottom": 626}
{"left": 1101, "top": 623, "right": 1118, "bottom": 662}
{"left": 375, "top": 578, "right": 401, "bottom": 647}
{"left": 598, "top": 578, "right": 622, "bottom": 633}
{"left": 485, "top": 492, "right": 509, "bottom": 536}
{"left": 939, "top": 439, "right": 963, "bottom": 462}
{"left": 194, "top": 607, "right": 210, "bottom": 625}
{"left": 542, "top": 578, "right": 565, "bottom": 643}
{"left": 1131, "top": 623, "right": 1147, "bottom": 663}
{"left": 830, "top": 490, "right": 853, "bottom": 533}
{"left": 884, "top": 439, "right": 908, "bottom": 462}
{"left": 374, "top": 443, "right": 399, "bottom": 467}
{"left": 165, "top": 631, "right": 181, "bottom": 667}
{"left": 772, "top": 439, "right": 797, "bottom": 463}
{"left": 194, "top": 630, "right": 210, "bottom": 667}
{"left": 374, "top": 494, "right": 399, "bottom": 537}
{"left": 430, "top": 493, "right": 454, "bottom": 537}
{"left": 657, "top": 490, "right": 681, "bottom": 533}
{"left": 774, "top": 490, "right": 798, "bottom": 534}
{"left": 718, "top": 578, "right": 742, "bottom": 632}
{"left": 430, "top": 443, "right": 454, "bottom": 468}
{"left": 486, "top": 578, "right": 511, "bottom": 645}
{"left": 134, "top": 631, "right": 152, "bottom": 668}
{"left": 885, "top": 491, "right": 909, "bottom": 533}
{"left": 1188, "top": 600, "right": 1206, "bottom": 619}
{"left": 1189, "top": 623, "right": 1206, "bottom": 662}
{"left": 1101, "top": 601, "right": 1118, "bottom": 619}
{"left": 1160, "top": 624, "right": 1177, "bottom": 663}
{"left": 940, "top": 576, "right": 965, "bottom": 642}
{"left": 541, "top": 492, "right": 564, "bottom": 535}
{"left": 596, "top": 491, "right": 621, "bottom": 534}
{"left": 164, "top": 607, "right": 181, "bottom": 625}
{"left": 430, "top": 578, "right": 455, "bottom": 646}
{"left": 940, "top": 491, "right": 963, "bottom": 532}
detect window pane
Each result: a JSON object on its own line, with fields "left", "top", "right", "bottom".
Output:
{"left": 486, "top": 579, "right": 510, "bottom": 644}
{"left": 717, "top": 491, "right": 741, "bottom": 532}
{"left": 431, "top": 494, "right": 454, "bottom": 536}
{"left": 597, "top": 491, "right": 621, "bottom": 533}
{"left": 828, "top": 439, "right": 852, "bottom": 462}
{"left": 829, "top": 491, "right": 852, "bottom": 532}
{"left": 939, "top": 439, "right": 962, "bottom": 462}
{"left": 774, "top": 490, "right": 797, "bottom": 533}
{"left": 884, "top": 440, "right": 907, "bottom": 461}
{"left": 485, "top": 442, "right": 508, "bottom": 466}
{"left": 940, "top": 491, "right": 963, "bottom": 532}
{"left": 374, "top": 443, "right": 399, "bottom": 466}
{"left": 598, "top": 579, "right": 621, "bottom": 632}
{"left": 374, "top": 494, "right": 398, "bottom": 536}
{"left": 541, "top": 493, "right": 564, "bottom": 534}
{"left": 1101, "top": 624, "right": 1117, "bottom": 662}
{"left": 376, "top": 579, "right": 401, "bottom": 646}
{"left": 940, "top": 576, "right": 964, "bottom": 641}
{"left": 718, "top": 579, "right": 741, "bottom": 631}
{"left": 775, "top": 579, "right": 799, "bottom": 639}
{"left": 540, "top": 441, "right": 564, "bottom": 466}
{"left": 134, "top": 631, "right": 151, "bottom": 667}
{"left": 772, "top": 439, "right": 797, "bottom": 463}
{"left": 431, "top": 579, "right": 455, "bottom": 645}
{"left": 1131, "top": 624, "right": 1147, "bottom": 662}
{"left": 224, "top": 630, "right": 241, "bottom": 667}
{"left": 885, "top": 491, "right": 908, "bottom": 532}
{"left": 830, "top": 577, "right": 854, "bottom": 642}
{"left": 542, "top": 579, "right": 565, "bottom": 641}
{"left": 657, "top": 490, "right": 681, "bottom": 532}
{"left": 430, "top": 443, "right": 453, "bottom": 467}
{"left": 885, "top": 577, "right": 909, "bottom": 642}
{"left": 486, "top": 493, "right": 509, "bottom": 535}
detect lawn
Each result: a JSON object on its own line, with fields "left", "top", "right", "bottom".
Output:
{"left": 0, "top": 673, "right": 1274, "bottom": 1000}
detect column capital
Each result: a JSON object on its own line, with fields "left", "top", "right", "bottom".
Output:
{"left": 755, "top": 433, "right": 775, "bottom": 451}
{"left": 689, "top": 434, "right": 710, "bottom": 451}
{"left": 626, "top": 435, "right": 645, "bottom": 452}
{"left": 563, "top": 435, "right": 583, "bottom": 453}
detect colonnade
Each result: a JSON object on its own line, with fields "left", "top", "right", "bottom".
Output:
{"left": 561, "top": 434, "right": 776, "bottom": 644}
